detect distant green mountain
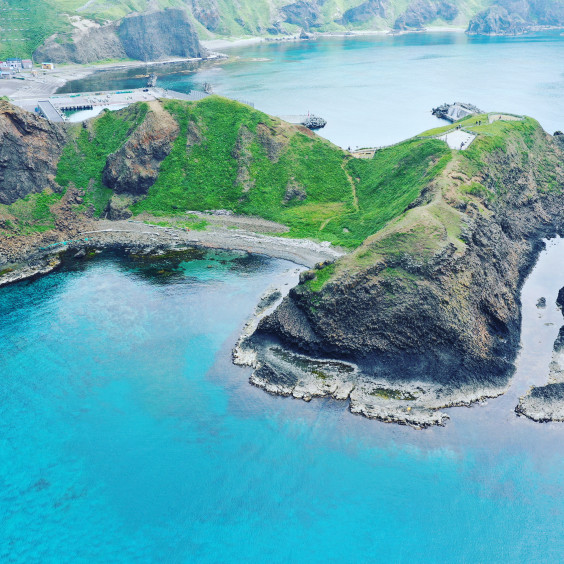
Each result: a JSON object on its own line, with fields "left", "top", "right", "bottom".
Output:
{"left": 1, "top": 0, "right": 562, "bottom": 61}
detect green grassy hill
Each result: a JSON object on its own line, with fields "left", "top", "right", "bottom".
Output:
{"left": 0, "top": 0, "right": 70, "bottom": 59}
{"left": 4, "top": 97, "right": 554, "bottom": 260}
{"left": 51, "top": 96, "right": 452, "bottom": 248}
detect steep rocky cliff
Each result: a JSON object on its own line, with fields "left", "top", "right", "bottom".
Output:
{"left": 190, "top": 0, "right": 222, "bottom": 32}
{"left": 468, "top": 0, "right": 564, "bottom": 34}
{"left": 247, "top": 116, "right": 564, "bottom": 423}
{"left": 103, "top": 103, "right": 180, "bottom": 197}
{"left": 394, "top": 0, "right": 459, "bottom": 30}
{"left": 281, "top": 1, "right": 323, "bottom": 30}
{"left": 0, "top": 101, "right": 68, "bottom": 205}
{"left": 338, "top": 0, "right": 387, "bottom": 25}
{"left": 34, "top": 9, "right": 206, "bottom": 64}
{"left": 119, "top": 9, "right": 206, "bottom": 61}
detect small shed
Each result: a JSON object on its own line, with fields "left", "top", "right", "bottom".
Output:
{"left": 41, "top": 62, "right": 55, "bottom": 70}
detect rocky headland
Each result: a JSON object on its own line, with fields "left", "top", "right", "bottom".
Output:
{"left": 2, "top": 96, "right": 564, "bottom": 428}
{"left": 468, "top": 0, "right": 564, "bottom": 35}
{"left": 34, "top": 9, "right": 207, "bottom": 65}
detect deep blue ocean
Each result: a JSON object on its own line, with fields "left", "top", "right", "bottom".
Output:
{"left": 1, "top": 242, "right": 564, "bottom": 562}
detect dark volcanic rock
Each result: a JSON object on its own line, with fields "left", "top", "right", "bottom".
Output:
{"left": 35, "top": 9, "right": 206, "bottom": 64}
{"left": 516, "top": 382, "right": 564, "bottom": 422}
{"left": 536, "top": 297, "right": 546, "bottom": 308}
{"left": 556, "top": 286, "right": 564, "bottom": 312}
{"left": 103, "top": 105, "right": 180, "bottom": 196}
{"left": 190, "top": 0, "right": 221, "bottom": 32}
{"left": 253, "top": 122, "right": 564, "bottom": 392}
{"left": 467, "top": 5, "right": 529, "bottom": 35}
{"left": 338, "top": 0, "right": 387, "bottom": 25}
{"left": 467, "top": 0, "right": 564, "bottom": 35}
{"left": 119, "top": 9, "right": 206, "bottom": 61}
{"left": 395, "top": 0, "right": 458, "bottom": 30}
{"left": 282, "top": 1, "right": 322, "bottom": 30}
{"left": 0, "top": 101, "right": 67, "bottom": 205}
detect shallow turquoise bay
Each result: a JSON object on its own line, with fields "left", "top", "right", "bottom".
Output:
{"left": 1, "top": 248, "right": 564, "bottom": 562}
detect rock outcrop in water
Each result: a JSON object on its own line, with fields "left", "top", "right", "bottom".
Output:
{"left": 34, "top": 9, "right": 206, "bottom": 64}
{"left": 0, "top": 101, "right": 68, "bottom": 205}
{"left": 517, "top": 288, "right": 564, "bottom": 422}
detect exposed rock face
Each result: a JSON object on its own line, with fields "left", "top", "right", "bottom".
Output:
{"left": 394, "top": 0, "right": 458, "bottom": 30}
{"left": 251, "top": 122, "right": 564, "bottom": 403}
{"left": 557, "top": 285, "right": 564, "bottom": 312}
{"left": 34, "top": 25, "right": 126, "bottom": 65}
{"left": 190, "top": 0, "right": 221, "bottom": 32}
{"left": 282, "top": 1, "right": 323, "bottom": 30}
{"left": 119, "top": 9, "right": 206, "bottom": 61}
{"left": 338, "top": 0, "right": 387, "bottom": 25}
{"left": 468, "top": 0, "right": 564, "bottom": 35}
{"left": 102, "top": 105, "right": 180, "bottom": 197}
{"left": 467, "top": 5, "right": 529, "bottom": 35}
{"left": 34, "top": 9, "right": 206, "bottom": 64}
{"left": 0, "top": 101, "right": 67, "bottom": 205}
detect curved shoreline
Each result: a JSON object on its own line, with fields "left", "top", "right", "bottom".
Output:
{"left": 0, "top": 219, "right": 345, "bottom": 289}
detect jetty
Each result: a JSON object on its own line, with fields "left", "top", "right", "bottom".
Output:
{"left": 432, "top": 102, "right": 482, "bottom": 123}
{"left": 277, "top": 114, "right": 327, "bottom": 130}
{"left": 34, "top": 87, "right": 255, "bottom": 123}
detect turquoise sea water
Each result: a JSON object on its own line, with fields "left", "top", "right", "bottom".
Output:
{"left": 2, "top": 247, "right": 564, "bottom": 562}
{"left": 59, "top": 31, "right": 564, "bottom": 148}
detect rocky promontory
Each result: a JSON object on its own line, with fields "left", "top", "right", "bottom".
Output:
{"left": 34, "top": 9, "right": 207, "bottom": 65}
{"left": 2, "top": 97, "right": 564, "bottom": 428}
{"left": 242, "top": 116, "right": 564, "bottom": 427}
{"left": 467, "top": 0, "right": 564, "bottom": 35}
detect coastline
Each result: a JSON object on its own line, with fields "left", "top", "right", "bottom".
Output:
{"left": 1, "top": 216, "right": 509, "bottom": 430}
{"left": 0, "top": 218, "right": 345, "bottom": 290}
{"left": 0, "top": 55, "right": 211, "bottom": 109}
{"left": 202, "top": 26, "right": 467, "bottom": 52}
{"left": 0, "top": 26, "right": 470, "bottom": 105}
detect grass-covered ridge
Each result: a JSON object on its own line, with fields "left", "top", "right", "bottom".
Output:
{"left": 131, "top": 97, "right": 452, "bottom": 247}
{"left": 56, "top": 104, "right": 148, "bottom": 216}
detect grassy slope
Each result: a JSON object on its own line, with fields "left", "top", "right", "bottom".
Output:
{"left": 131, "top": 97, "right": 451, "bottom": 247}
{"left": 0, "top": 191, "right": 62, "bottom": 237}
{"left": 3, "top": 96, "right": 450, "bottom": 245}
{"left": 0, "top": 0, "right": 71, "bottom": 59}
{"left": 308, "top": 112, "right": 554, "bottom": 291}
{"left": 56, "top": 103, "right": 148, "bottom": 215}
